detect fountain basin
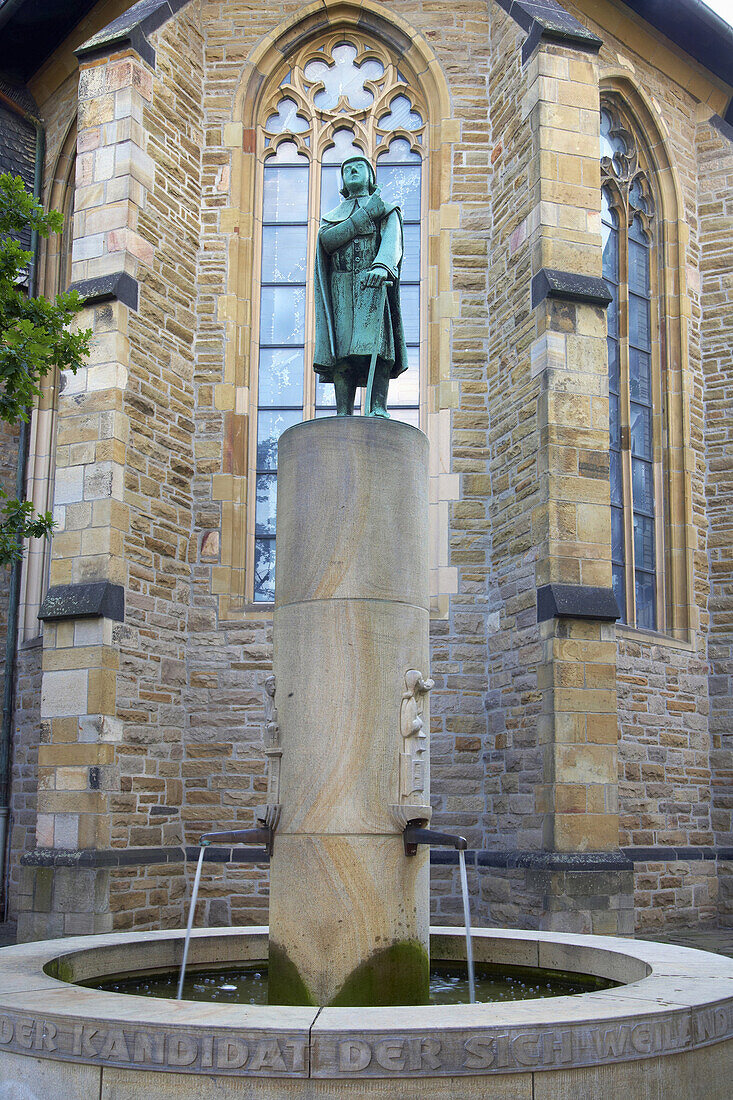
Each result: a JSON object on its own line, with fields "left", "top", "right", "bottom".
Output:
{"left": 0, "top": 927, "right": 731, "bottom": 1098}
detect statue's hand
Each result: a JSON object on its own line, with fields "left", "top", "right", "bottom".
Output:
{"left": 364, "top": 265, "right": 390, "bottom": 288}
{"left": 364, "top": 191, "right": 387, "bottom": 222}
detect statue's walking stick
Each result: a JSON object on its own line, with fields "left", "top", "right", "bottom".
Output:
{"left": 365, "top": 278, "right": 393, "bottom": 416}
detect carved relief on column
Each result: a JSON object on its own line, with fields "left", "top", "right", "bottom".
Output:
{"left": 390, "top": 669, "right": 433, "bottom": 829}
{"left": 258, "top": 674, "right": 282, "bottom": 830}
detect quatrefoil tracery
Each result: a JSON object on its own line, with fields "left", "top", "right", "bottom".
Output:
{"left": 601, "top": 97, "right": 656, "bottom": 233}
{"left": 261, "top": 35, "right": 426, "bottom": 165}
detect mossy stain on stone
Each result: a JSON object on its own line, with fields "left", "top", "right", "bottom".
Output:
{"left": 330, "top": 939, "right": 430, "bottom": 1007}
{"left": 267, "top": 941, "right": 317, "bottom": 1006}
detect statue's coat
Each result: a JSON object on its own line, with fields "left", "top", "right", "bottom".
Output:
{"left": 313, "top": 193, "right": 408, "bottom": 385}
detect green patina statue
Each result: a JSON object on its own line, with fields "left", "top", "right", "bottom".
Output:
{"left": 314, "top": 155, "right": 408, "bottom": 417}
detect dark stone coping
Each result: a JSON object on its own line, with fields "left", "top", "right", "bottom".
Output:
{"left": 431, "top": 850, "right": 633, "bottom": 870}
{"left": 69, "top": 272, "right": 138, "bottom": 312}
{"left": 537, "top": 583, "right": 620, "bottom": 623}
{"left": 76, "top": 0, "right": 193, "bottom": 68}
{"left": 21, "top": 845, "right": 733, "bottom": 871}
{"left": 625, "top": 846, "right": 733, "bottom": 863}
{"left": 39, "top": 581, "right": 124, "bottom": 624}
{"left": 493, "top": 0, "right": 602, "bottom": 62}
{"left": 433, "top": 848, "right": 733, "bottom": 869}
{"left": 532, "top": 268, "right": 613, "bottom": 309}
{"left": 21, "top": 845, "right": 270, "bottom": 868}
{"left": 710, "top": 113, "right": 733, "bottom": 146}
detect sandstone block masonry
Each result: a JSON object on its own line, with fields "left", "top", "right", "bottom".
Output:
{"left": 4, "top": 0, "right": 733, "bottom": 939}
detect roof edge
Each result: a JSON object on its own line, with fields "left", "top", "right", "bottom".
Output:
{"left": 75, "top": 0, "right": 194, "bottom": 68}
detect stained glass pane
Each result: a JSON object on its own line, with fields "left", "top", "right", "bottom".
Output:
{"left": 601, "top": 188, "right": 617, "bottom": 226}
{"left": 607, "top": 293, "right": 618, "bottom": 339}
{"left": 265, "top": 98, "right": 309, "bottom": 134}
{"left": 257, "top": 409, "right": 302, "bottom": 470}
{"left": 320, "top": 166, "right": 342, "bottom": 216}
{"left": 400, "top": 284, "right": 420, "bottom": 343}
{"left": 388, "top": 360, "right": 420, "bottom": 406}
{"left": 602, "top": 222, "right": 618, "bottom": 282}
{"left": 629, "top": 237, "right": 650, "bottom": 296}
{"left": 608, "top": 338, "right": 620, "bottom": 391}
{"left": 261, "top": 226, "right": 307, "bottom": 283}
{"left": 613, "top": 564, "right": 626, "bottom": 624}
{"left": 612, "top": 506, "right": 625, "bottom": 563}
{"left": 633, "top": 513, "right": 655, "bottom": 572}
{"left": 600, "top": 110, "right": 627, "bottom": 160}
{"left": 260, "top": 286, "right": 306, "bottom": 346}
{"left": 267, "top": 141, "right": 305, "bottom": 164}
{"left": 610, "top": 391, "right": 620, "bottom": 449}
{"left": 610, "top": 449, "right": 623, "bottom": 506}
{"left": 632, "top": 458, "right": 654, "bottom": 515}
{"left": 630, "top": 402, "right": 652, "bottom": 458}
{"left": 255, "top": 473, "right": 277, "bottom": 535}
{"left": 635, "top": 572, "right": 656, "bottom": 631}
{"left": 315, "top": 378, "right": 336, "bottom": 409}
{"left": 377, "top": 164, "right": 421, "bottom": 219}
{"left": 629, "top": 348, "right": 651, "bottom": 404}
{"left": 377, "top": 137, "right": 421, "bottom": 164}
{"left": 322, "top": 128, "right": 362, "bottom": 163}
{"left": 629, "top": 212, "right": 648, "bottom": 242}
{"left": 629, "top": 293, "right": 650, "bottom": 348}
{"left": 304, "top": 43, "right": 384, "bottom": 111}
{"left": 254, "top": 539, "right": 276, "bottom": 602}
{"left": 389, "top": 407, "right": 419, "bottom": 428}
{"left": 263, "top": 165, "right": 309, "bottom": 221}
{"left": 258, "top": 349, "right": 304, "bottom": 407}
{"left": 400, "top": 223, "right": 420, "bottom": 282}
{"left": 379, "top": 95, "right": 423, "bottom": 131}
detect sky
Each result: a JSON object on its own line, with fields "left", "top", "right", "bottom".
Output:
{"left": 701, "top": 0, "right": 733, "bottom": 27}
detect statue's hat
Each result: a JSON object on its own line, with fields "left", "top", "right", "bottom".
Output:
{"left": 340, "top": 155, "right": 377, "bottom": 196}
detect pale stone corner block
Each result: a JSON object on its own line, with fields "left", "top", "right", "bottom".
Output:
{"left": 93, "top": 147, "right": 115, "bottom": 183}
{"left": 72, "top": 233, "right": 104, "bottom": 263}
{"left": 35, "top": 813, "right": 54, "bottom": 847}
{"left": 437, "top": 379, "right": 459, "bottom": 409}
{"left": 437, "top": 566, "right": 459, "bottom": 595}
{"left": 53, "top": 467, "right": 85, "bottom": 507}
{"left": 60, "top": 367, "right": 88, "bottom": 396}
{"left": 235, "top": 386, "right": 250, "bottom": 415}
{"left": 438, "top": 204, "right": 460, "bottom": 230}
{"left": 83, "top": 462, "right": 124, "bottom": 502}
{"left": 440, "top": 118, "right": 460, "bottom": 143}
{"left": 54, "top": 814, "right": 79, "bottom": 849}
{"left": 531, "top": 331, "right": 566, "bottom": 379}
{"left": 86, "top": 364, "right": 128, "bottom": 393}
{"left": 41, "top": 669, "right": 89, "bottom": 719}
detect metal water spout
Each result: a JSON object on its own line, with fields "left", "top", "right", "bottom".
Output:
{"left": 199, "top": 826, "right": 274, "bottom": 857}
{"left": 402, "top": 823, "right": 468, "bottom": 857}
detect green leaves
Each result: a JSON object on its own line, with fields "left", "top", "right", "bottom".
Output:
{"left": 0, "top": 172, "right": 91, "bottom": 563}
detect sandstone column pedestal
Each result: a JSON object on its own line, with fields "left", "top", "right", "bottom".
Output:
{"left": 268, "top": 417, "right": 431, "bottom": 1006}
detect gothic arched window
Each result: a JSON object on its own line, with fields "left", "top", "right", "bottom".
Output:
{"left": 601, "top": 99, "right": 662, "bottom": 632}
{"left": 251, "top": 37, "right": 426, "bottom": 601}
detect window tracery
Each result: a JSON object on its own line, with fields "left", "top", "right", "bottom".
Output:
{"left": 251, "top": 35, "right": 426, "bottom": 601}
{"left": 600, "top": 97, "right": 661, "bottom": 632}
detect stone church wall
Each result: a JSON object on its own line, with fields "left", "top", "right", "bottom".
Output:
{"left": 4, "top": 0, "right": 733, "bottom": 937}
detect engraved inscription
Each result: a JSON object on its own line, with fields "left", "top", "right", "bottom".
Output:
{"left": 0, "top": 1015, "right": 309, "bottom": 1076}
{"left": 0, "top": 1006, "right": 731, "bottom": 1078}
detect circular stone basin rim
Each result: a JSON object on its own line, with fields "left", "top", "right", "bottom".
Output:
{"left": 1, "top": 927, "right": 732, "bottom": 1081}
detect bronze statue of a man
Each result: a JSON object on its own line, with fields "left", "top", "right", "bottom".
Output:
{"left": 314, "top": 155, "right": 408, "bottom": 417}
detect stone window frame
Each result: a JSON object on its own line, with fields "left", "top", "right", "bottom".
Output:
{"left": 212, "top": 2, "right": 458, "bottom": 621}
{"left": 19, "top": 118, "right": 77, "bottom": 642}
{"left": 248, "top": 33, "right": 428, "bottom": 604}
{"left": 599, "top": 77, "right": 693, "bottom": 642}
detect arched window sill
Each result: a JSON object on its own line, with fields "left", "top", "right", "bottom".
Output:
{"left": 616, "top": 623, "right": 695, "bottom": 653}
